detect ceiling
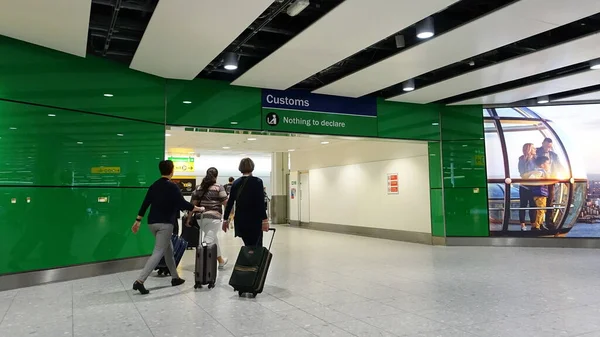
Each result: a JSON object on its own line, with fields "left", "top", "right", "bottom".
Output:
{"left": 2, "top": 0, "right": 600, "bottom": 105}
{"left": 165, "top": 126, "right": 402, "bottom": 156}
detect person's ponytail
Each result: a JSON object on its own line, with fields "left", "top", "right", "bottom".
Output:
{"left": 200, "top": 167, "right": 218, "bottom": 192}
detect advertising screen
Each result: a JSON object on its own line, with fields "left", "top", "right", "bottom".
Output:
{"left": 484, "top": 104, "right": 599, "bottom": 237}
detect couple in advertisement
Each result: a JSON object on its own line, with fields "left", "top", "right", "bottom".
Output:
{"left": 518, "top": 138, "right": 564, "bottom": 232}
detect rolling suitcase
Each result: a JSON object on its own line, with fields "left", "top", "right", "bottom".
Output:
{"left": 156, "top": 234, "right": 188, "bottom": 276}
{"left": 229, "top": 228, "right": 276, "bottom": 298}
{"left": 193, "top": 213, "right": 218, "bottom": 289}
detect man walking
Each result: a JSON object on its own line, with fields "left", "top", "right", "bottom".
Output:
{"left": 131, "top": 160, "right": 201, "bottom": 295}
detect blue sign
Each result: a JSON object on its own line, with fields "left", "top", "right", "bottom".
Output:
{"left": 262, "top": 89, "right": 377, "bottom": 117}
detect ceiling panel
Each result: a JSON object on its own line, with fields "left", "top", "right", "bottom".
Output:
{"left": 453, "top": 70, "right": 600, "bottom": 105}
{"left": 232, "top": 0, "right": 459, "bottom": 90}
{"left": 0, "top": 0, "right": 91, "bottom": 57}
{"left": 130, "top": 0, "right": 273, "bottom": 80}
{"left": 554, "top": 91, "right": 600, "bottom": 102}
{"left": 313, "top": 0, "right": 600, "bottom": 98}
{"left": 391, "top": 32, "right": 600, "bottom": 103}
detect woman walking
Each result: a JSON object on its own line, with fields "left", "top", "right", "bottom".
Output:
{"left": 223, "top": 158, "right": 269, "bottom": 246}
{"left": 189, "top": 167, "right": 229, "bottom": 269}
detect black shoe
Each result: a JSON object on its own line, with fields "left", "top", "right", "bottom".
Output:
{"left": 133, "top": 281, "right": 149, "bottom": 295}
{"left": 171, "top": 278, "right": 186, "bottom": 287}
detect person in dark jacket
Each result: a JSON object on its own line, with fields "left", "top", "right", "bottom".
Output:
{"left": 223, "top": 158, "right": 269, "bottom": 246}
{"left": 131, "top": 160, "right": 202, "bottom": 295}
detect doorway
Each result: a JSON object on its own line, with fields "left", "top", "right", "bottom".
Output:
{"left": 299, "top": 172, "right": 310, "bottom": 224}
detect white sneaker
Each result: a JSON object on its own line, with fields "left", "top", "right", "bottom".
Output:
{"left": 218, "top": 258, "right": 229, "bottom": 270}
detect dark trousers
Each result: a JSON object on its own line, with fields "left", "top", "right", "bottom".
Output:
{"left": 242, "top": 232, "right": 263, "bottom": 247}
{"left": 519, "top": 186, "right": 536, "bottom": 224}
{"left": 546, "top": 184, "right": 555, "bottom": 226}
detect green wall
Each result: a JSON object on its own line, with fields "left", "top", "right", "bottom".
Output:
{"left": 0, "top": 35, "right": 489, "bottom": 275}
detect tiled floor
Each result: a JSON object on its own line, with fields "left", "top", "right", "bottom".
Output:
{"left": 2, "top": 226, "right": 600, "bottom": 336}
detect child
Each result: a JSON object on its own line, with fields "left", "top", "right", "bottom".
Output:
{"left": 525, "top": 156, "right": 551, "bottom": 231}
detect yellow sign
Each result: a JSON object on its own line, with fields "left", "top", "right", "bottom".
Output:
{"left": 173, "top": 162, "right": 194, "bottom": 173}
{"left": 474, "top": 155, "right": 485, "bottom": 167}
{"left": 91, "top": 167, "right": 121, "bottom": 174}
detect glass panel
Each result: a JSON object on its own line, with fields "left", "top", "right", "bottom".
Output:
{"left": 484, "top": 120, "right": 505, "bottom": 179}
{"left": 564, "top": 183, "right": 588, "bottom": 236}
{"left": 488, "top": 183, "right": 505, "bottom": 232}
{"left": 495, "top": 108, "right": 527, "bottom": 118}
{"left": 504, "top": 182, "right": 568, "bottom": 232}
{"left": 500, "top": 119, "right": 569, "bottom": 180}
{"left": 547, "top": 121, "right": 587, "bottom": 179}
{"left": 483, "top": 109, "right": 491, "bottom": 117}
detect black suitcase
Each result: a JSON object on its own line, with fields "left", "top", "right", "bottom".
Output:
{"left": 181, "top": 215, "right": 199, "bottom": 249}
{"left": 193, "top": 213, "right": 218, "bottom": 289}
{"left": 155, "top": 234, "right": 188, "bottom": 276}
{"left": 229, "top": 228, "right": 276, "bottom": 298}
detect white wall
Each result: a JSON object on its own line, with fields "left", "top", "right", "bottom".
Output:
{"left": 289, "top": 141, "right": 431, "bottom": 234}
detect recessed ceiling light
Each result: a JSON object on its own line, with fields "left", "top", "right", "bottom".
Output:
{"left": 117, "top": 133, "right": 124, "bottom": 137}
{"left": 320, "top": 141, "right": 330, "bottom": 145}
{"left": 247, "top": 138, "right": 257, "bottom": 141}
{"left": 165, "top": 133, "right": 171, "bottom": 137}
{"left": 590, "top": 59, "right": 600, "bottom": 70}
{"left": 537, "top": 96, "right": 550, "bottom": 104}
{"left": 182, "top": 101, "right": 192, "bottom": 104}
{"left": 103, "top": 93, "right": 114, "bottom": 97}
{"left": 223, "top": 146, "right": 231, "bottom": 150}
{"left": 48, "top": 114, "right": 56, "bottom": 117}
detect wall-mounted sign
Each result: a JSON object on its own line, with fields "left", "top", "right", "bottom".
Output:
{"left": 172, "top": 177, "right": 196, "bottom": 196}
{"left": 261, "top": 89, "right": 377, "bottom": 137}
{"left": 290, "top": 188, "right": 297, "bottom": 200}
{"left": 387, "top": 173, "right": 399, "bottom": 195}
{"left": 168, "top": 157, "right": 195, "bottom": 173}
{"left": 91, "top": 167, "right": 121, "bottom": 174}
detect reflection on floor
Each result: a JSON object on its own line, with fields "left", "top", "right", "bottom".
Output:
{"left": 2, "top": 226, "right": 600, "bottom": 336}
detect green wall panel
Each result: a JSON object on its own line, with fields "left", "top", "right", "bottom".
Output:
{"left": 430, "top": 188, "right": 445, "bottom": 237}
{"left": 0, "top": 187, "right": 154, "bottom": 275}
{"left": 0, "top": 36, "right": 165, "bottom": 123}
{"left": 166, "top": 79, "right": 262, "bottom": 129}
{"left": 442, "top": 140, "right": 487, "bottom": 189}
{"left": 428, "top": 142, "right": 442, "bottom": 189}
{"left": 0, "top": 100, "right": 164, "bottom": 187}
{"left": 377, "top": 99, "right": 441, "bottom": 140}
{"left": 444, "top": 187, "right": 489, "bottom": 237}
{"left": 440, "top": 105, "right": 484, "bottom": 141}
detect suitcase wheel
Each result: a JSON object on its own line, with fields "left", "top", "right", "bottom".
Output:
{"left": 194, "top": 282, "right": 202, "bottom": 289}
{"left": 208, "top": 283, "right": 215, "bottom": 289}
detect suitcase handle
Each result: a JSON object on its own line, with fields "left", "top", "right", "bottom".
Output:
{"left": 266, "top": 228, "right": 276, "bottom": 251}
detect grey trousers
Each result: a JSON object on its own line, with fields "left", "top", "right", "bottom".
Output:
{"left": 138, "top": 223, "right": 179, "bottom": 282}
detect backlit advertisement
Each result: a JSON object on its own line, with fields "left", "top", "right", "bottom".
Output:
{"left": 485, "top": 104, "right": 599, "bottom": 237}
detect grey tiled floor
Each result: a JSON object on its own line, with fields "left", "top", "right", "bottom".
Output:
{"left": 2, "top": 226, "right": 600, "bottom": 336}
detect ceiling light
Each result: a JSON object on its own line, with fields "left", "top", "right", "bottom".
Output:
{"left": 590, "top": 59, "right": 600, "bottom": 70}
{"left": 402, "top": 79, "right": 415, "bottom": 92}
{"left": 247, "top": 138, "right": 257, "bottom": 141}
{"left": 48, "top": 114, "right": 56, "bottom": 117}
{"left": 537, "top": 96, "right": 550, "bottom": 104}
{"left": 223, "top": 52, "right": 239, "bottom": 71}
{"left": 320, "top": 141, "right": 330, "bottom": 145}
{"left": 103, "top": 93, "right": 114, "bottom": 97}
{"left": 416, "top": 17, "right": 435, "bottom": 39}
{"left": 223, "top": 146, "right": 231, "bottom": 150}
{"left": 165, "top": 133, "right": 171, "bottom": 137}
{"left": 287, "top": 0, "right": 310, "bottom": 17}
